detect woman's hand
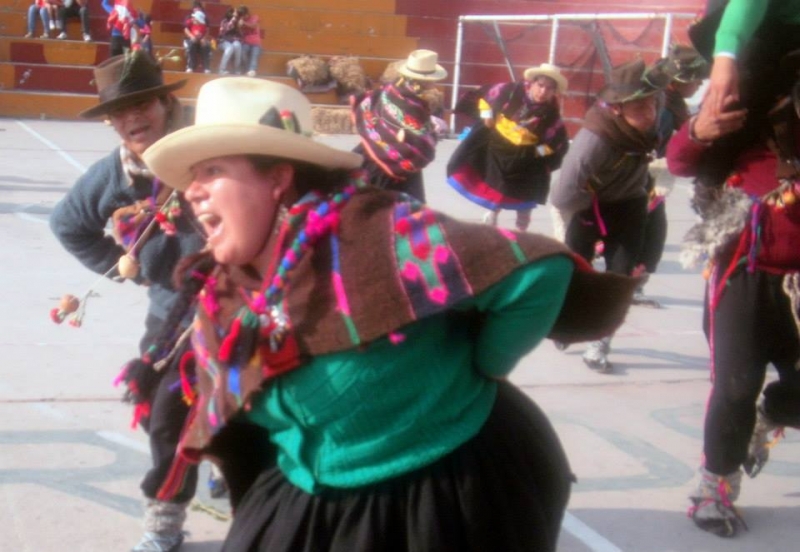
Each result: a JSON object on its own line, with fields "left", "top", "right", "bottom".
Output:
{"left": 704, "top": 56, "right": 739, "bottom": 118}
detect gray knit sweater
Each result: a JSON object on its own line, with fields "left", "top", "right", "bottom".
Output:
{"left": 50, "top": 148, "right": 204, "bottom": 321}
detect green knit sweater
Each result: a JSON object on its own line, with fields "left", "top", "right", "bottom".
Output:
{"left": 714, "top": 0, "right": 800, "bottom": 57}
{"left": 245, "top": 256, "right": 573, "bottom": 494}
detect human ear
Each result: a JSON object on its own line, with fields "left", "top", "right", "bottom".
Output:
{"left": 270, "top": 163, "right": 296, "bottom": 203}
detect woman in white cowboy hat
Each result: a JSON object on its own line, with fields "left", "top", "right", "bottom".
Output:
{"left": 447, "top": 62, "right": 570, "bottom": 232}
{"left": 143, "top": 76, "right": 639, "bottom": 551}
{"left": 350, "top": 49, "right": 447, "bottom": 202}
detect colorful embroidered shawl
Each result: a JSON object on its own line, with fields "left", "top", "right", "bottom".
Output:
{"left": 177, "top": 189, "right": 637, "bottom": 460}
{"left": 351, "top": 83, "right": 438, "bottom": 179}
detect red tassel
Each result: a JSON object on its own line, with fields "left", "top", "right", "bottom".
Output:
{"left": 131, "top": 401, "right": 151, "bottom": 429}
{"left": 218, "top": 317, "right": 242, "bottom": 362}
{"left": 178, "top": 351, "right": 196, "bottom": 405}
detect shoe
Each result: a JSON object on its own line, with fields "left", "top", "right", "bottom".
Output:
{"left": 515, "top": 210, "right": 531, "bottom": 232}
{"left": 208, "top": 467, "right": 229, "bottom": 499}
{"left": 204, "top": 69, "right": 211, "bottom": 74}
{"left": 57, "top": 32, "right": 67, "bottom": 39}
{"left": 247, "top": 70, "right": 256, "bottom": 77}
{"left": 688, "top": 468, "right": 746, "bottom": 538}
{"left": 24, "top": 32, "right": 33, "bottom": 38}
{"left": 39, "top": 33, "right": 50, "bottom": 39}
{"left": 631, "top": 288, "right": 661, "bottom": 308}
{"left": 185, "top": 67, "right": 192, "bottom": 73}
{"left": 582, "top": 338, "right": 612, "bottom": 373}
{"left": 689, "top": 500, "right": 745, "bottom": 538}
{"left": 482, "top": 209, "right": 499, "bottom": 226}
{"left": 743, "top": 400, "right": 782, "bottom": 478}
{"left": 131, "top": 531, "right": 184, "bottom": 552}
{"left": 83, "top": 33, "right": 91, "bottom": 42}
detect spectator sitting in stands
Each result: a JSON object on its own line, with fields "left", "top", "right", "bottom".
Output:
{"left": 43, "top": 0, "right": 64, "bottom": 37}
{"left": 184, "top": 2, "right": 212, "bottom": 73}
{"left": 24, "top": 0, "right": 51, "bottom": 39}
{"left": 237, "top": 5, "right": 261, "bottom": 77}
{"left": 57, "top": 0, "right": 91, "bottom": 41}
{"left": 217, "top": 7, "right": 242, "bottom": 75}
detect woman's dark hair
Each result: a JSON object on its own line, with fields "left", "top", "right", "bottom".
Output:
{"left": 246, "top": 155, "right": 351, "bottom": 197}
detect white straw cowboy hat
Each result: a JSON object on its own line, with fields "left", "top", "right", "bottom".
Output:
{"left": 143, "top": 78, "right": 363, "bottom": 191}
{"left": 523, "top": 63, "right": 568, "bottom": 94}
{"left": 397, "top": 49, "right": 448, "bottom": 82}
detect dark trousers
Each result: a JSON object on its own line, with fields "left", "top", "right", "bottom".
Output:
{"left": 109, "top": 35, "right": 130, "bottom": 57}
{"left": 59, "top": 4, "right": 89, "bottom": 34}
{"left": 565, "top": 196, "right": 648, "bottom": 275}
{"left": 702, "top": 267, "right": 800, "bottom": 475}
{"left": 185, "top": 39, "right": 212, "bottom": 71}
{"left": 639, "top": 200, "right": 667, "bottom": 273}
{"left": 138, "top": 314, "right": 198, "bottom": 503}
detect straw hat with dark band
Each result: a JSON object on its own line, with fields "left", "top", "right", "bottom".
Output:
{"left": 143, "top": 78, "right": 363, "bottom": 191}
{"left": 523, "top": 63, "right": 568, "bottom": 93}
{"left": 397, "top": 49, "right": 448, "bottom": 82}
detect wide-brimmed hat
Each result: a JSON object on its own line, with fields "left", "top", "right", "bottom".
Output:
{"left": 80, "top": 51, "right": 187, "bottom": 118}
{"left": 647, "top": 44, "right": 710, "bottom": 85}
{"left": 143, "top": 78, "right": 363, "bottom": 191}
{"left": 397, "top": 49, "right": 448, "bottom": 82}
{"left": 597, "top": 59, "right": 660, "bottom": 104}
{"left": 523, "top": 63, "right": 568, "bottom": 93}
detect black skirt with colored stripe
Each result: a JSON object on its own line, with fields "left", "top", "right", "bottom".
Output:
{"left": 218, "top": 380, "right": 573, "bottom": 552}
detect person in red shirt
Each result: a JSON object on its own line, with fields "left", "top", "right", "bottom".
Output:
{"left": 237, "top": 5, "right": 261, "bottom": 77}
{"left": 667, "top": 23, "right": 800, "bottom": 538}
{"left": 183, "top": 1, "right": 212, "bottom": 73}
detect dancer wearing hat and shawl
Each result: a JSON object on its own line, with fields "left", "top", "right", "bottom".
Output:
{"left": 447, "top": 63, "right": 569, "bottom": 231}
{"left": 631, "top": 45, "right": 709, "bottom": 307}
{"left": 550, "top": 59, "right": 662, "bottom": 372}
{"left": 49, "top": 51, "right": 206, "bottom": 552}
{"left": 351, "top": 49, "right": 447, "bottom": 202}
{"left": 142, "top": 76, "right": 640, "bottom": 551}
{"left": 666, "top": 8, "right": 800, "bottom": 538}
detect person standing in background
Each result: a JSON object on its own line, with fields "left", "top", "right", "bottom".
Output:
{"left": 351, "top": 49, "right": 447, "bottom": 203}
{"left": 550, "top": 59, "right": 662, "bottom": 373}
{"left": 49, "top": 52, "right": 204, "bottom": 552}
{"left": 447, "top": 63, "right": 569, "bottom": 231}
{"left": 632, "top": 45, "right": 709, "bottom": 307}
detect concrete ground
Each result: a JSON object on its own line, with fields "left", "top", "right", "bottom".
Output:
{"left": 0, "top": 118, "right": 797, "bottom": 552}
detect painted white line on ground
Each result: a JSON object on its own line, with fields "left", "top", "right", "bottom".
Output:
{"left": 15, "top": 119, "right": 87, "bottom": 174}
{"left": 562, "top": 511, "right": 624, "bottom": 552}
{"left": 96, "top": 430, "right": 149, "bottom": 454}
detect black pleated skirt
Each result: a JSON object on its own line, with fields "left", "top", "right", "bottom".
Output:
{"left": 219, "top": 380, "right": 573, "bottom": 552}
